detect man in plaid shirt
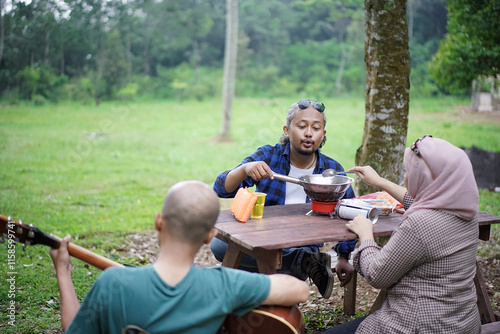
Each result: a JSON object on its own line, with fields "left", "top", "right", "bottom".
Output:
{"left": 211, "top": 99, "right": 356, "bottom": 299}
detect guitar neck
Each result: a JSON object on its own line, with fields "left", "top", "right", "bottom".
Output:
{"left": 1, "top": 214, "right": 124, "bottom": 271}
{"left": 55, "top": 236, "right": 125, "bottom": 270}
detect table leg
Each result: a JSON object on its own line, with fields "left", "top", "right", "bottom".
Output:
{"left": 220, "top": 243, "right": 282, "bottom": 275}
{"left": 255, "top": 249, "right": 282, "bottom": 275}
{"left": 479, "top": 225, "right": 491, "bottom": 241}
{"left": 343, "top": 270, "right": 357, "bottom": 316}
{"left": 222, "top": 244, "right": 244, "bottom": 269}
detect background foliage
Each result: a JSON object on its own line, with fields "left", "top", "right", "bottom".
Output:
{"left": 1, "top": 0, "right": 457, "bottom": 104}
{"left": 1, "top": 0, "right": 499, "bottom": 332}
{"left": 429, "top": 0, "right": 500, "bottom": 92}
{"left": 0, "top": 97, "right": 499, "bottom": 333}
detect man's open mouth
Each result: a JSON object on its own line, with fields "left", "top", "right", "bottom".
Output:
{"left": 302, "top": 139, "right": 314, "bottom": 148}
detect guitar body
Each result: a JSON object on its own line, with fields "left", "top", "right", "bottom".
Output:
{"left": 221, "top": 304, "right": 304, "bottom": 334}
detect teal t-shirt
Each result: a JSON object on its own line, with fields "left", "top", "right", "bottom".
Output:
{"left": 66, "top": 265, "right": 270, "bottom": 334}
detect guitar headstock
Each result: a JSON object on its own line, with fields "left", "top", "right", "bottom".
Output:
{"left": 0, "top": 215, "right": 59, "bottom": 249}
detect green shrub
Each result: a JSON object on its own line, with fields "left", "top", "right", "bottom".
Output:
{"left": 15, "top": 66, "right": 41, "bottom": 99}
{"left": 134, "top": 75, "right": 161, "bottom": 99}
{"left": 38, "top": 67, "right": 69, "bottom": 102}
{"left": 32, "top": 94, "right": 47, "bottom": 106}
{"left": 269, "top": 78, "right": 301, "bottom": 97}
{"left": 191, "top": 84, "right": 209, "bottom": 101}
{"left": 171, "top": 79, "right": 189, "bottom": 101}
{"left": 61, "top": 77, "right": 95, "bottom": 103}
{"left": 117, "top": 83, "right": 139, "bottom": 101}
{"left": 0, "top": 88, "right": 21, "bottom": 105}
{"left": 15, "top": 65, "right": 69, "bottom": 102}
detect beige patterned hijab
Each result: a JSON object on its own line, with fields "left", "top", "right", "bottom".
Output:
{"left": 403, "top": 137, "right": 479, "bottom": 220}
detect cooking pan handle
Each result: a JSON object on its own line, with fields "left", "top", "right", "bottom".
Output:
{"left": 272, "top": 172, "right": 301, "bottom": 185}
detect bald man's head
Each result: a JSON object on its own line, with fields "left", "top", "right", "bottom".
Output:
{"left": 161, "top": 181, "right": 220, "bottom": 244}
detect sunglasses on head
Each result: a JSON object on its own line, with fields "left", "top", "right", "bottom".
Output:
{"left": 410, "top": 134, "right": 432, "bottom": 157}
{"left": 297, "top": 99, "right": 325, "bottom": 113}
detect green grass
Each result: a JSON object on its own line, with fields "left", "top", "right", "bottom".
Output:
{"left": 1, "top": 97, "right": 499, "bottom": 333}
{"left": 304, "top": 306, "right": 368, "bottom": 332}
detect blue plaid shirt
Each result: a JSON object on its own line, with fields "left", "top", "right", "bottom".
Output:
{"left": 213, "top": 142, "right": 357, "bottom": 257}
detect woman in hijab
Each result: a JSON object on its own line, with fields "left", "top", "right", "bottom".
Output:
{"left": 324, "top": 136, "right": 481, "bottom": 334}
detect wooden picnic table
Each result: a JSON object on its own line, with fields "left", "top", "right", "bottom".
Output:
{"left": 215, "top": 203, "right": 500, "bottom": 320}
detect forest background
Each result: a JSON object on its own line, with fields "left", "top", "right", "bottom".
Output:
{"left": 1, "top": 0, "right": 500, "bottom": 333}
{"left": 0, "top": 0, "right": 472, "bottom": 104}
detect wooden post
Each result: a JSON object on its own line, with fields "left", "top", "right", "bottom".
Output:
{"left": 344, "top": 270, "right": 358, "bottom": 315}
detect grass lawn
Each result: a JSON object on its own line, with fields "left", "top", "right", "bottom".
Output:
{"left": 1, "top": 96, "right": 499, "bottom": 333}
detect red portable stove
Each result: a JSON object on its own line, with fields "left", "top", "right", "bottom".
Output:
{"left": 272, "top": 172, "right": 354, "bottom": 219}
{"left": 306, "top": 200, "right": 339, "bottom": 219}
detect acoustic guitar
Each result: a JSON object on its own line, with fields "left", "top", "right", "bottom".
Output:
{"left": 1, "top": 215, "right": 305, "bottom": 334}
{"left": 0, "top": 214, "right": 124, "bottom": 270}
{"left": 221, "top": 304, "right": 305, "bottom": 334}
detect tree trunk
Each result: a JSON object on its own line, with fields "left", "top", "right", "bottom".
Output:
{"left": 0, "top": 0, "right": 4, "bottom": 66}
{"left": 97, "top": 2, "right": 104, "bottom": 80}
{"left": 355, "top": 0, "right": 410, "bottom": 195}
{"left": 96, "top": 0, "right": 104, "bottom": 104}
{"left": 192, "top": 38, "right": 200, "bottom": 82}
{"left": 126, "top": 28, "right": 131, "bottom": 80}
{"left": 220, "top": 0, "right": 238, "bottom": 141}
{"left": 408, "top": 0, "right": 414, "bottom": 40}
{"left": 44, "top": 28, "right": 51, "bottom": 66}
{"left": 336, "top": 39, "right": 346, "bottom": 95}
{"left": 335, "top": 23, "right": 348, "bottom": 95}
{"left": 143, "top": 34, "right": 151, "bottom": 76}
{"left": 495, "top": 74, "right": 500, "bottom": 111}
{"left": 60, "top": 44, "right": 64, "bottom": 75}
{"left": 471, "top": 80, "right": 481, "bottom": 111}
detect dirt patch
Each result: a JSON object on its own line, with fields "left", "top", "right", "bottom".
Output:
{"left": 453, "top": 106, "right": 500, "bottom": 126}
{"left": 409, "top": 106, "right": 500, "bottom": 128}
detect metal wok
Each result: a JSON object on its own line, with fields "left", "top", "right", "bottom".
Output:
{"left": 272, "top": 172, "right": 354, "bottom": 202}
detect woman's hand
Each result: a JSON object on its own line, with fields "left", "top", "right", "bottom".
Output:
{"left": 349, "top": 165, "right": 407, "bottom": 204}
{"left": 346, "top": 215, "right": 374, "bottom": 243}
{"left": 348, "top": 166, "right": 384, "bottom": 188}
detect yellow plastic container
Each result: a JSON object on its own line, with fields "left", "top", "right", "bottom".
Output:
{"left": 251, "top": 192, "right": 267, "bottom": 219}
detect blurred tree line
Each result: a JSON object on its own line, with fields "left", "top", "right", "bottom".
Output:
{"left": 0, "top": 0, "right": 455, "bottom": 104}
{"left": 429, "top": 0, "right": 499, "bottom": 94}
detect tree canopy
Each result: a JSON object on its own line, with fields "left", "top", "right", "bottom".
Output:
{"left": 0, "top": 0, "right": 453, "bottom": 103}
{"left": 429, "top": 0, "right": 500, "bottom": 92}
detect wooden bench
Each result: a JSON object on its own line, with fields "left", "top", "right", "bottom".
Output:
{"left": 365, "top": 268, "right": 500, "bottom": 330}
{"left": 344, "top": 221, "right": 500, "bottom": 325}
{"left": 481, "top": 320, "right": 500, "bottom": 334}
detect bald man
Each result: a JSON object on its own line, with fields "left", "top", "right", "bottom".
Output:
{"left": 51, "top": 181, "right": 309, "bottom": 334}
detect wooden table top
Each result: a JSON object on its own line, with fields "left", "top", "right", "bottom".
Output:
{"left": 215, "top": 203, "right": 500, "bottom": 251}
